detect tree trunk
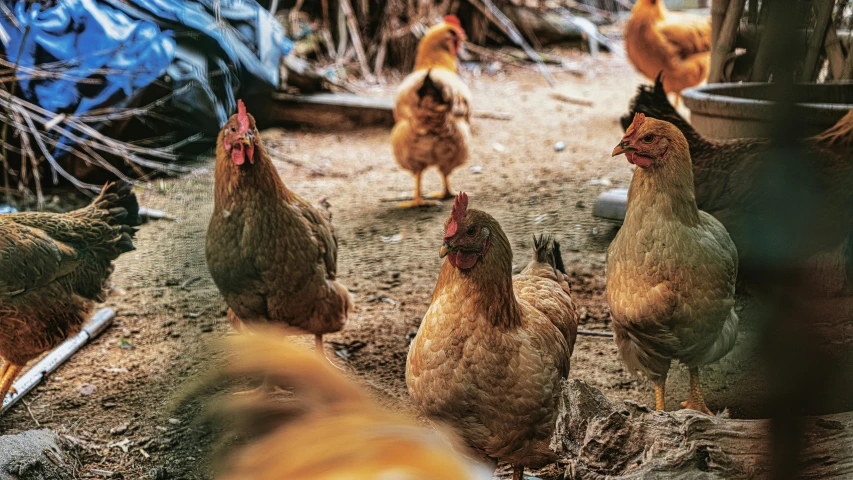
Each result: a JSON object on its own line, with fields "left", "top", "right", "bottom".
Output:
{"left": 555, "top": 379, "right": 853, "bottom": 479}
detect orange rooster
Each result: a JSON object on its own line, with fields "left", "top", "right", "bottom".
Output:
{"left": 625, "top": 0, "right": 711, "bottom": 98}
{"left": 608, "top": 114, "right": 738, "bottom": 414}
{"left": 0, "top": 182, "right": 138, "bottom": 406}
{"left": 392, "top": 15, "right": 472, "bottom": 208}
{"left": 188, "top": 327, "right": 491, "bottom": 480}
{"left": 205, "top": 100, "right": 352, "bottom": 363}
{"left": 406, "top": 193, "right": 579, "bottom": 480}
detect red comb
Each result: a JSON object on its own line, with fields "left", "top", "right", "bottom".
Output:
{"left": 626, "top": 113, "right": 645, "bottom": 136}
{"left": 444, "top": 15, "right": 461, "bottom": 27}
{"left": 237, "top": 99, "right": 250, "bottom": 133}
{"left": 444, "top": 192, "right": 468, "bottom": 240}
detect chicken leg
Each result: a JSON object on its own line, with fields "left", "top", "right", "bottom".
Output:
{"left": 681, "top": 367, "right": 712, "bottom": 415}
{"left": 654, "top": 381, "right": 666, "bottom": 411}
{"left": 426, "top": 172, "right": 455, "bottom": 200}
{"left": 399, "top": 171, "right": 439, "bottom": 208}
{"left": 315, "top": 334, "right": 345, "bottom": 371}
{"left": 511, "top": 465, "right": 525, "bottom": 480}
{"left": 0, "top": 361, "right": 22, "bottom": 408}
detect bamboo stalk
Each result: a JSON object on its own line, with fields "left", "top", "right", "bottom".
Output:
{"left": 374, "top": 27, "right": 389, "bottom": 80}
{"left": 289, "top": 0, "right": 304, "bottom": 35}
{"left": 800, "top": 0, "right": 835, "bottom": 82}
{"left": 708, "top": 0, "right": 746, "bottom": 84}
{"left": 339, "top": 0, "right": 375, "bottom": 82}
{"left": 336, "top": 4, "right": 348, "bottom": 62}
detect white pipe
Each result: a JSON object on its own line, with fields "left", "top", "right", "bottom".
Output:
{"left": 2, "top": 308, "right": 116, "bottom": 413}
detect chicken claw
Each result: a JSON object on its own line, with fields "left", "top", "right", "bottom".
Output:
{"left": 426, "top": 173, "right": 455, "bottom": 200}
{"left": 399, "top": 172, "right": 441, "bottom": 208}
{"left": 426, "top": 191, "right": 455, "bottom": 200}
{"left": 511, "top": 465, "right": 525, "bottom": 480}
{"left": 0, "top": 362, "right": 22, "bottom": 407}
{"left": 654, "top": 383, "right": 666, "bottom": 411}
{"left": 680, "top": 367, "right": 713, "bottom": 415}
{"left": 315, "top": 334, "right": 346, "bottom": 372}
{"left": 398, "top": 198, "right": 441, "bottom": 208}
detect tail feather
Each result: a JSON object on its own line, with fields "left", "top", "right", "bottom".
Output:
{"left": 92, "top": 181, "right": 139, "bottom": 254}
{"left": 533, "top": 234, "right": 566, "bottom": 275}
{"left": 417, "top": 69, "right": 447, "bottom": 104}
{"left": 94, "top": 181, "right": 141, "bottom": 228}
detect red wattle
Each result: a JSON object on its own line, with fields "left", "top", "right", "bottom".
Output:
{"left": 448, "top": 251, "right": 478, "bottom": 270}
{"left": 232, "top": 144, "right": 245, "bottom": 166}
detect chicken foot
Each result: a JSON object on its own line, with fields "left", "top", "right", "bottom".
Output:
{"left": 399, "top": 171, "right": 439, "bottom": 208}
{"left": 681, "top": 367, "right": 712, "bottom": 415}
{"left": 654, "top": 381, "right": 666, "bottom": 411}
{"left": 0, "top": 361, "right": 22, "bottom": 407}
{"left": 511, "top": 465, "right": 525, "bottom": 480}
{"left": 425, "top": 172, "right": 455, "bottom": 200}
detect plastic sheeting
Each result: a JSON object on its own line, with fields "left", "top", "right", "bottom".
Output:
{"left": 103, "top": 0, "right": 293, "bottom": 128}
{"left": 0, "top": 0, "right": 175, "bottom": 155}
{"left": 0, "top": 0, "right": 293, "bottom": 158}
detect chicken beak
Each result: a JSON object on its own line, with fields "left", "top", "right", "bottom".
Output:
{"left": 612, "top": 140, "right": 633, "bottom": 157}
{"left": 241, "top": 132, "right": 254, "bottom": 146}
{"left": 439, "top": 243, "right": 451, "bottom": 258}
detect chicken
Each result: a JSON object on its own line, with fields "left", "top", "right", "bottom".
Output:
{"left": 621, "top": 77, "right": 853, "bottom": 291}
{"left": 205, "top": 100, "right": 352, "bottom": 362}
{"left": 608, "top": 114, "right": 739, "bottom": 414}
{"left": 406, "top": 193, "right": 579, "bottom": 480}
{"left": 392, "top": 15, "right": 472, "bottom": 208}
{"left": 624, "top": 0, "right": 711, "bottom": 98}
{"left": 0, "top": 182, "right": 138, "bottom": 406}
{"left": 187, "top": 327, "right": 491, "bottom": 480}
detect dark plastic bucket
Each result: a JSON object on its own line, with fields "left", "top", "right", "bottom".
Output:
{"left": 682, "top": 82, "right": 853, "bottom": 139}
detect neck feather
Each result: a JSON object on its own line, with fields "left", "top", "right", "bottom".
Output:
{"left": 433, "top": 228, "right": 522, "bottom": 329}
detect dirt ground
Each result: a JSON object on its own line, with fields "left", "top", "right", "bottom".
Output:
{"left": 0, "top": 51, "right": 767, "bottom": 479}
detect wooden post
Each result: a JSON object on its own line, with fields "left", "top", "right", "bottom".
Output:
{"left": 711, "top": 0, "right": 732, "bottom": 48}
{"left": 800, "top": 0, "right": 835, "bottom": 82}
{"left": 823, "top": 23, "right": 847, "bottom": 80}
{"left": 709, "top": 0, "right": 747, "bottom": 84}
{"left": 843, "top": 46, "right": 853, "bottom": 80}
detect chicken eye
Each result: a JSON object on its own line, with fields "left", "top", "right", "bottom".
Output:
{"left": 642, "top": 134, "right": 654, "bottom": 143}
{"left": 466, "top": 226, "right": 477, "bottom": 236}
{"left": 230, "top": 126, "right": 236, "bottom": 133}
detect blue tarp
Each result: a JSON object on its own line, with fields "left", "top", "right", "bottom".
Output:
{"left": 0, "top": 0, "right": 293, "bottom": 157}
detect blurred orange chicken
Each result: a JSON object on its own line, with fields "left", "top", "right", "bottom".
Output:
{"left": 392, "top": 15, "right": 471, "bottom": 208}
{"left": 407, "top": 193, "right": 579, "bottom": 480}
{"left": 194, "top": 328, "right": 491, "bottom": 480}
{"left": 625, "top": 0, "right": 711, "bottom": 97}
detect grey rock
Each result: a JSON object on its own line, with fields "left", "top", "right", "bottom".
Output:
{"left": 0, "top": 429, "right": 76, "bottom": 480}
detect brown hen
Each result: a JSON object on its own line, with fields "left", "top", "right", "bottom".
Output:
{"left": 622, "top": 78, "right": 853, "bottom": 292}
{"left": 608, "top": 114, "right": 738, "bottom": 414}
{"left": 406, "top": 193, "right": 579, "bottom": 480}
{"left": 0, "top": 182, "right": 138, "bottom": 406}
{"left": 205, "top": 100, "right": 352, "bottom": 362}
{"left": 392, "top": 15, "right": 472, "bottom": 208}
